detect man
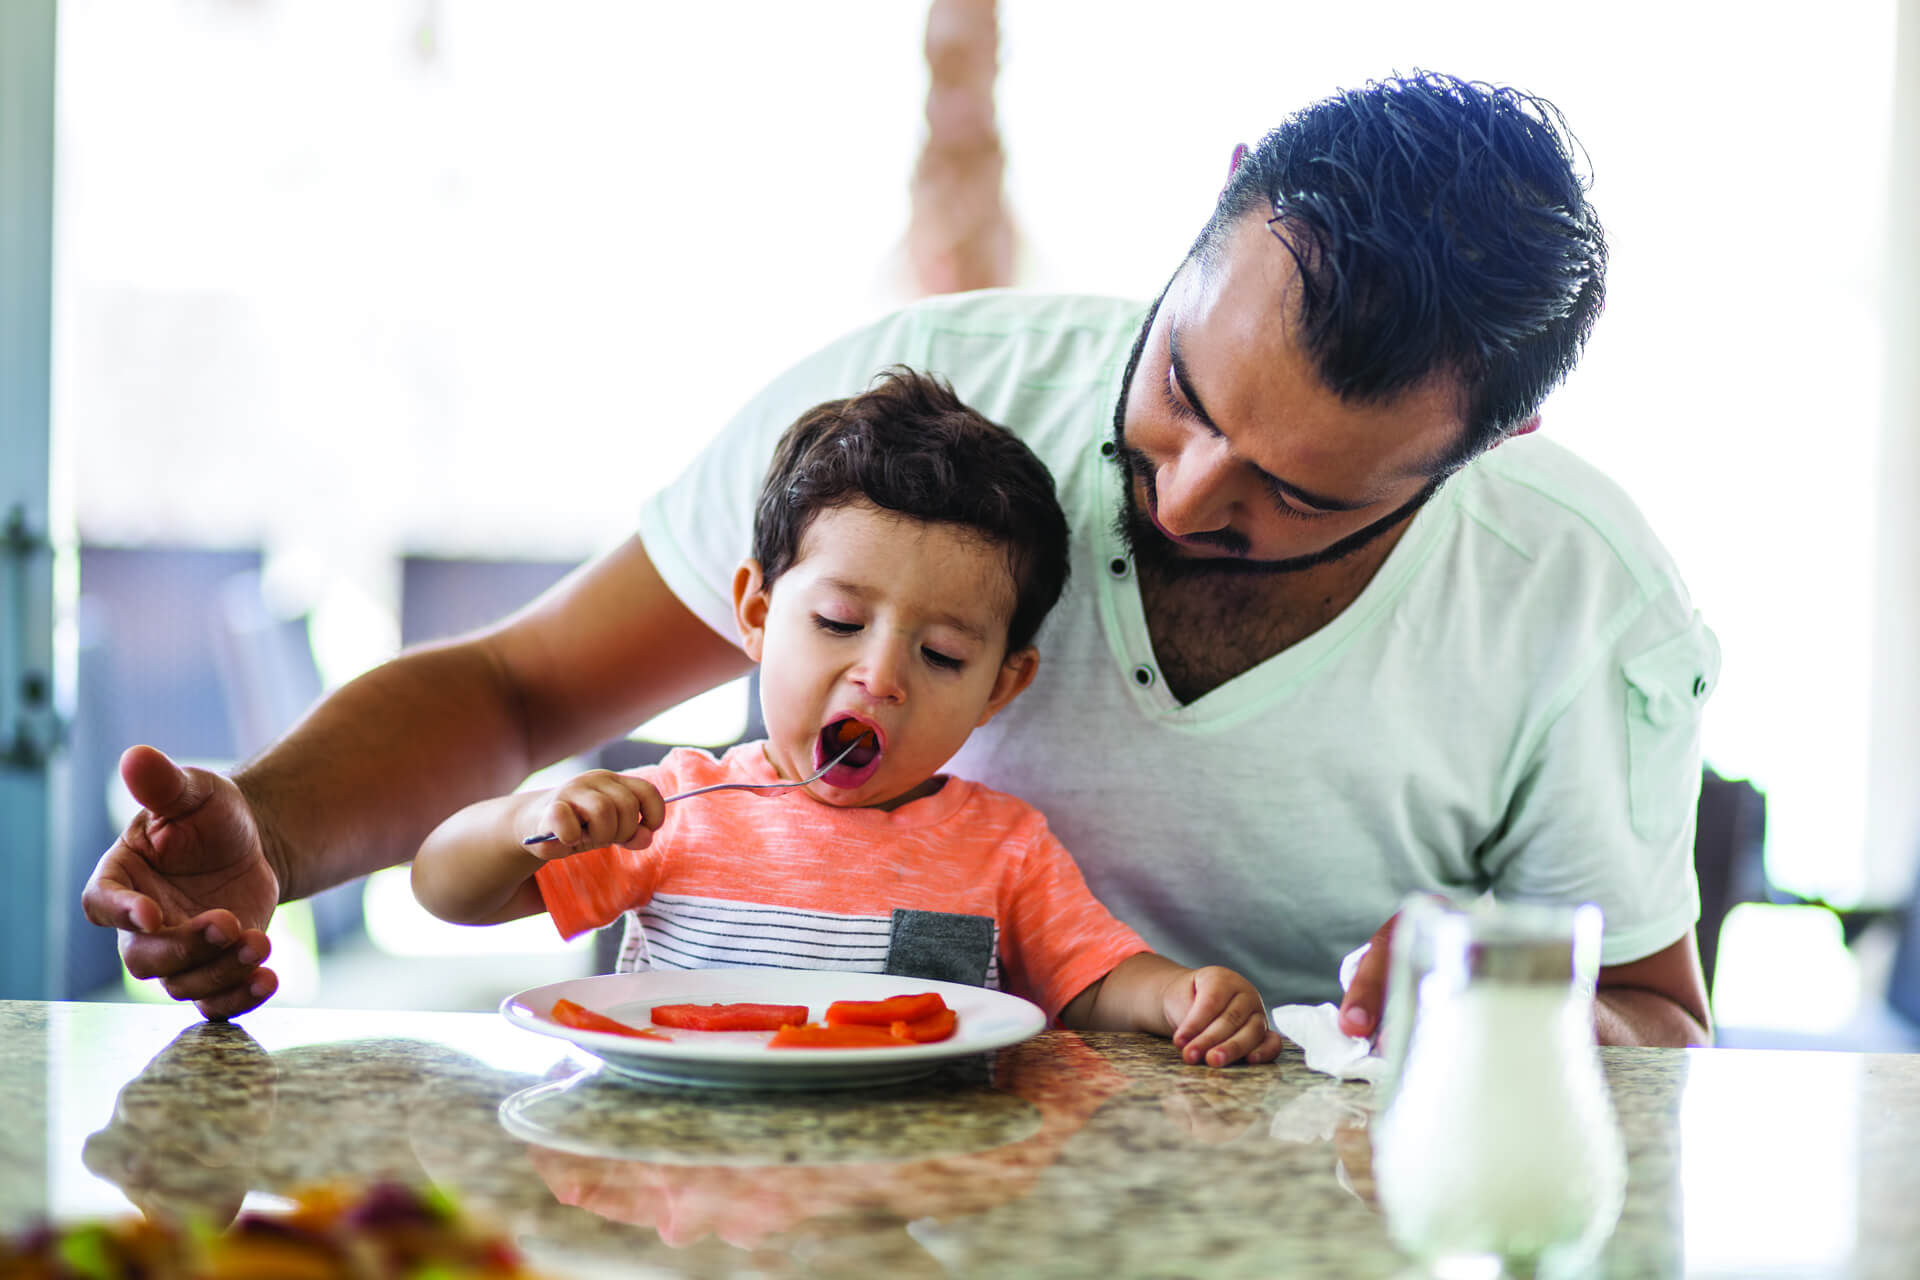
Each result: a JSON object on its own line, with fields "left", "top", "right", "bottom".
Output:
{"left": 84, "top": 72, "right": 1716, "bottom": 1044}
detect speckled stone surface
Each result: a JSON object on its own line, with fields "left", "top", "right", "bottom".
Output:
{"left": 3, "top": 1000, "right": 1917, "bottom": 1277}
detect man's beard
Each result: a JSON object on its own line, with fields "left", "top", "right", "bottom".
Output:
{"left": 1106, "top": 291, "right": 1443, "bottom": 579}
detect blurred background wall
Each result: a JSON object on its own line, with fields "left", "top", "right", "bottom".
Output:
{"left": 13, "top": 0, "right": 1919, "bottom": 1045}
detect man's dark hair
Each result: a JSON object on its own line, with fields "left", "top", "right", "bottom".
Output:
{"left": 752, "top": 366, "right": 1071, "bottom": 654}
{"left": 1187, "top": 70, "right": 1607, "bottom": 471}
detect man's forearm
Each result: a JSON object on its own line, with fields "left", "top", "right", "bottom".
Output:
{"left": 1595, "top": 986, "right": 1712, "bottom": 1047}
{"left": 235, "top": 641, "right": 540, "bottom": 904}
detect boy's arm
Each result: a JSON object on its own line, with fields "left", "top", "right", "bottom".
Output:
{"left": 414, "top": 768, "right": 666, "bottom": 927}
{"left": 1060, "top": 953, "right": 1283, "bottom": 1068}
{"left": 411, "top": 793, "right": 552, "bottom": 925}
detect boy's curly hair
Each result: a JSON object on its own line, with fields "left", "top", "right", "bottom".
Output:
{"left": 753, "top": 367, "right": 1071, "bottom": 654}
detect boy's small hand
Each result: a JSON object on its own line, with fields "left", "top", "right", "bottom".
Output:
{"left": 1165, "top": 965, "right": 1284, "bottom": 1068}
{"left": 525, "top": 770, "right": 666, "bottom": 858}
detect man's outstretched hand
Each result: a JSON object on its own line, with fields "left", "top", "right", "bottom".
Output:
{"left": 81, "top": 745, "right": 281, "bottom": 1020}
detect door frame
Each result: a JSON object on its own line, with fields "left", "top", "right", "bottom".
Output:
{"left": 1, "top": 0, "right": 64, "bottom": 999}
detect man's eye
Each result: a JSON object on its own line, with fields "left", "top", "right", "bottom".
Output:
{"left": 1263, "top": 481, "right": 1329, "bottom": 522}
{"left": 1160, "top": 373, "right": 1197, "bottom": 421}
{"left": 813, "top": 616, "right": 861, "bottom": 635}
{"left": 922, "top": 648, "right": 964, "bottom": 671}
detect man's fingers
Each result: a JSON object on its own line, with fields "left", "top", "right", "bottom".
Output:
{"left": 158, "top": 935, "right": 270, "bottom": 1004}
{"left": 81, "top": 875, "right": 160, "bottom": 933}
{"left": 195, "top": 966, "right": 278, "bottom": 1022}
{"left": 118, "top": 744, "right": 204, "bottom": 823}
{"left": 182, "top": 908, "right": 250, "bottom": 948}
{"left": 1338, "top": 916, "right": 1400, "bottom": 1039}
{"left": 118, "top": 922, "right": 226, "bottom": 981}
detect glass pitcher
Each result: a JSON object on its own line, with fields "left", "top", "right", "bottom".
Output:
{"left": 1370, "top": 896, "right": 1627, "bottom": 1277}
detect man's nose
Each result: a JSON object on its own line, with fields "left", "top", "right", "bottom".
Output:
{"left": 1153, "top": 434, "right": 1236, "bottom": 536}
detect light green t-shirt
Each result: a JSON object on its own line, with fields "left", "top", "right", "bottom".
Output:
{"left": 639, "top": 290, "right": 1718, "bottom": 1005}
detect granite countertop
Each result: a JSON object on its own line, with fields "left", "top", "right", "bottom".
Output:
{"left": 3, "top": 999, "right": 1917, "bottom": 1277}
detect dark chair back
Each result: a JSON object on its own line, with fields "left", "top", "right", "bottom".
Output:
{"left": 1693, "top": 768, "right": 1769, "bottom": 996}
{"left": 1889, "top": 862, "right": 1920, "bottom": 1029}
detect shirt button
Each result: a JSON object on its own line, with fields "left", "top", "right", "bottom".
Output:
{"left": 1099, "top": 441, "right": 1117, "bottom": 458}
{"left": 1133, "top": 665, "right": 1155, "bottom": 687}
{"left": 1107, "top": 556, "right": 1130, "bottom": 578}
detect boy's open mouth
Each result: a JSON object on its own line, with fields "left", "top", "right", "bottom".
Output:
{"left": 816, "top": 717, "right": 882, "bottom": 787}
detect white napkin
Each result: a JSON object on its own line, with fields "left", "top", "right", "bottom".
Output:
{"left": 1268, "top": 943, "right": 1385, "bottom": 1083}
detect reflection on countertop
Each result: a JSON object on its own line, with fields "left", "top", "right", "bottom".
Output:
{"left": 3, "top": 1000, "right": 1918, "bottom": 1277}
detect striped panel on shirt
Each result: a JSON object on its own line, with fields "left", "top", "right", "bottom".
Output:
{"left": 615, "top": 892, "right": 1001, "bottom": 989}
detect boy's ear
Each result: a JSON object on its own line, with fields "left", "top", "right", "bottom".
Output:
{"left": 733, "top": 559, "right": 771, "bottom": 663}
{"left": 976, "top": 646, "right": 1040, "bottom": 726}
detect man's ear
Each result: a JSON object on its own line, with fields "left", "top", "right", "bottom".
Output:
{"left": 1224, "top": 142, "right": 1248, "bottom": 190}
{"left": 733, "top": 559, "right": 771, "bottom": 663}
{"left": 1487, "top": 414, "right": 1543, "bottom": 452}
{"left": 976, "top": 646, "right": 1040, "bottom": 726}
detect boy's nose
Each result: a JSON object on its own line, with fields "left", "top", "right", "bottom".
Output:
{"left": 851, "top": 641, "right": 909, "bottom": 703}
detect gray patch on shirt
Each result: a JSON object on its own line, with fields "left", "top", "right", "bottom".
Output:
{"left": 885, "top": 909, "right": 994, "bottom": 987}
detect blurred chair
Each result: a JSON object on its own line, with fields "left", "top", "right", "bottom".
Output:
{"left": 1889, "top": 861, "right": 1920, "bottom": 1032}
{"left": 1693, "top": 766, "right": 1770, "bottom": 994}
{"left": 398, "top": 549, "right": 763, "bottom": 772}
{"left": 1700, "top": 780, "right": 1920, "bottom": 1052}
{"left": 399, "top": 554, "right": 579, "bottom": 647}
{"left": 210, "top": 571, "right": 323, "bottom": 759}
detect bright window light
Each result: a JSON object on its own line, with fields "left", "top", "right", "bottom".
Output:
{"left": 1710, "top": 903, "right": 1862, "bottom": 1033}
{"left": 362, "top": 865, "right": 589, "bottom": 959}
{"left": 633, "top": 676, "right": 752, "bottom": 750}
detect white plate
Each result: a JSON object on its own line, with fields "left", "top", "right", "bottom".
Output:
{"left": 500, "top": 969, "right": 1047, "bottom": 1090}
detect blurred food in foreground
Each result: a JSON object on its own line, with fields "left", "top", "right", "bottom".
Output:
{"left": 0, "top": 1181, "right": 546, "bottom": 1279}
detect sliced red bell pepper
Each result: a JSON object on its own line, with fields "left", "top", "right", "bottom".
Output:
{"left": 889, "top": 1006, "right": 958, "bottom": 1043}
{"left": 648, "top": 1002, "right": 812, "bottom": 1032}
{"left": 550, "top": 997, "right": 673, "bottom": 1041}
{"left": 824, "top": 991, "right": 947, "bottom": 1026}
{"left": 767, "top": 1021, "right": 912, "bottom": 1049}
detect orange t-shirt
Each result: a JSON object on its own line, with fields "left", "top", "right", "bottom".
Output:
{"left": 534, "top": 744, "right": 1148, "bottom": 1018}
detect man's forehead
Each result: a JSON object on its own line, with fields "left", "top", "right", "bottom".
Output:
{"left": 1168, "top": 236, "right": 1469, "bottom": 486}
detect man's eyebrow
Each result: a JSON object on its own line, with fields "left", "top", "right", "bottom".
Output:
{"left": 1168, "top": 322, "right": 1371, "bottom": 513}
{"left": 820, "top": 577, "right": 990, "bottom": 640}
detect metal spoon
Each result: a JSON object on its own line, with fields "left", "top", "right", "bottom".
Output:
{"left": 521, "top": 730, "right": 875, "bottom": 847}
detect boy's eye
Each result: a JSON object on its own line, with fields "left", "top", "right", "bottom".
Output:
{"left": 813, "top": 616, "right": 861, "bottom": 635}
{"left": 922, "top": 647, "right": 964, "bottom": 671}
